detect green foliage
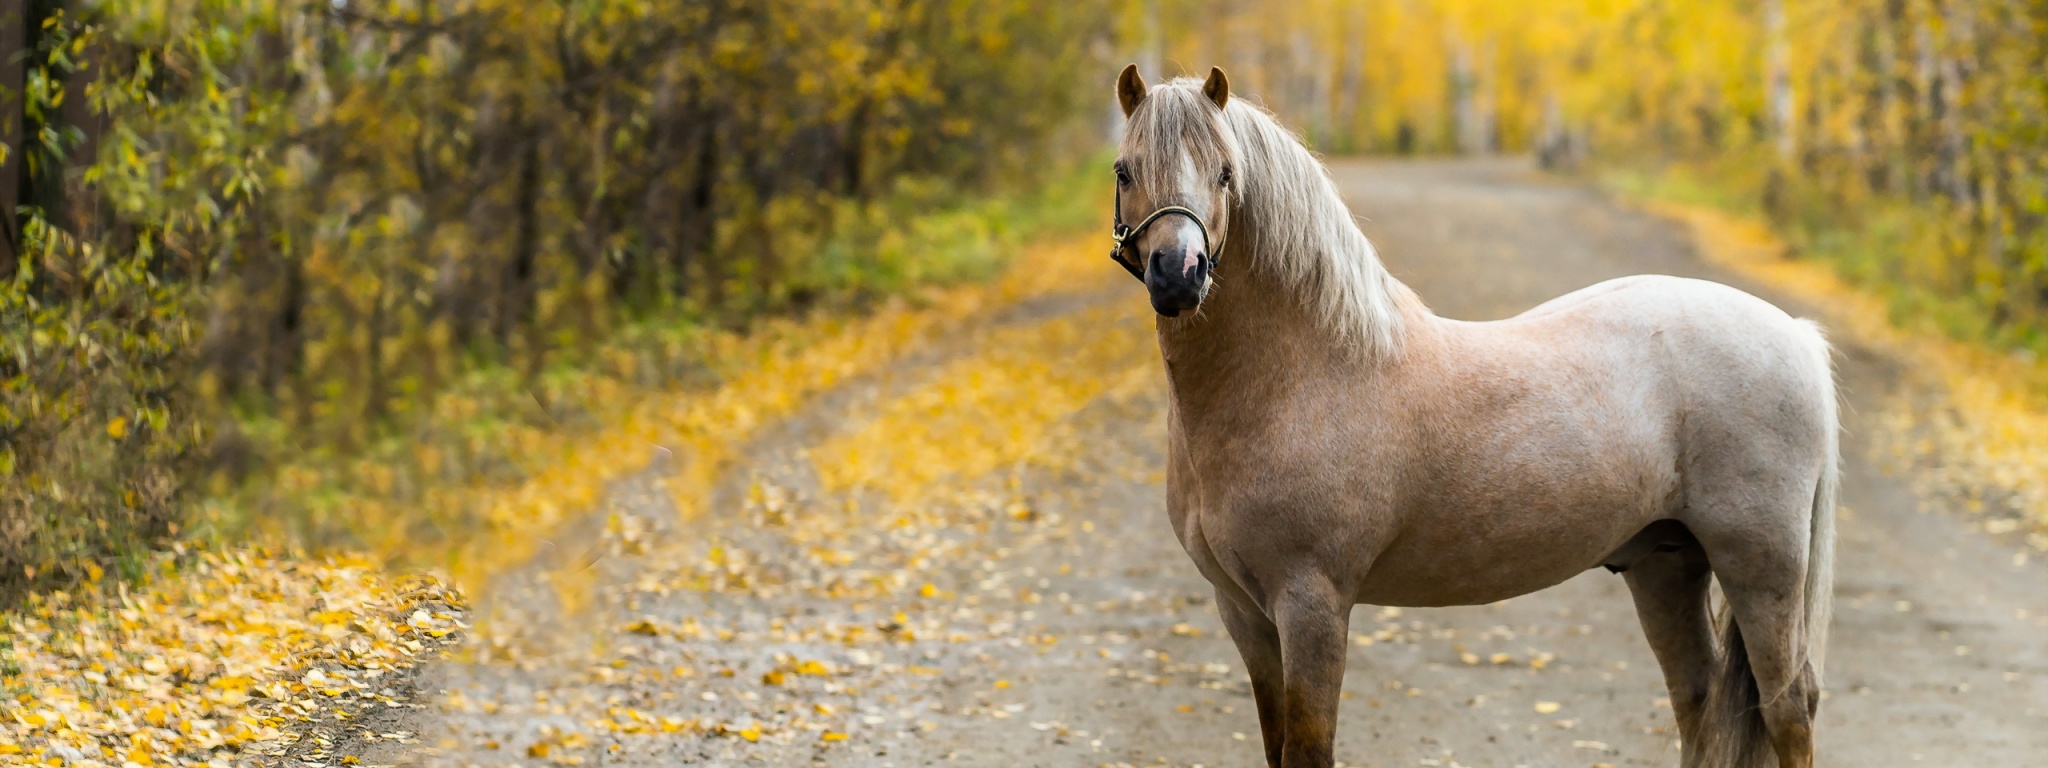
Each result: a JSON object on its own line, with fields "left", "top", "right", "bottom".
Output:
{"left": 0, "top": 0, "right": 1113, "bottom": 598}
{"left": 1, "top": 5, "right": 208, "bottom": 597}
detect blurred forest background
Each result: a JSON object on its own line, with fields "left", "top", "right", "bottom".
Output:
{"left": 3, "top": 0, "right": 2045, "bottom": 598}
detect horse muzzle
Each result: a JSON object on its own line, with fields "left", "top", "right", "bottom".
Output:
{"left": 1108, "top": 196, "right": 1221, "bottom": 317}
{"left": 1144, "top": 248, "right": 1210, "bottom": 317}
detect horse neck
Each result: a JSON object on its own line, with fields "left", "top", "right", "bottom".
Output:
{"left": 1155, "top": 244, "right": 1416, "bottom": 431}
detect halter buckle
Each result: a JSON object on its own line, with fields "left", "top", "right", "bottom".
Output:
{"left": 1109, "top": 224, "right": 1144, "bottom": 280}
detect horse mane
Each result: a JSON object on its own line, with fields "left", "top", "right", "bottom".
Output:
{"left": 1129, "top": 79, "right": 1407, "bottom": 358}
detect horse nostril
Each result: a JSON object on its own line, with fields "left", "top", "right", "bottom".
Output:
{"left": 1146, "top": 248, "right": 1208, "bottom": 283}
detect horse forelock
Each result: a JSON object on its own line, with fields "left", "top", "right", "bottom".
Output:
{"left": 1125, "top": 78, "right": 1406, "bottom": 358}
{"left": 1121, "top": 81, "right": 1240, "bottom": 207}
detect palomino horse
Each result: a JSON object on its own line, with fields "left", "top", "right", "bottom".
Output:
{"left": 1111, "top": 65, "right": 1837, "bottom": 768}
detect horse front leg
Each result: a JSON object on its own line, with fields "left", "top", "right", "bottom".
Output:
{"left": 1216, "top": 589, "right": 1286, "bottom": 767}
{"left": 1275, "top": 579, "right": 1351, "bottom": 768}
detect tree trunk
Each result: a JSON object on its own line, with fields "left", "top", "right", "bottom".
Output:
{"left": 677, "top": 114, "right": 718, "bottom": 305}
{"left": 0, "top": 0, "right": 26, "bottom": 275}
{"left": 18, "top": 0, "right": 66, "bottom": 281}
{"left": 1450, "top": 38, "right": 1488, "bottom": 155}
{"left": 59, "top": 12, "right": 104, "bottom": 236}
{"left": 1932, "top": 0, "right": 1973, "bottom": 206}
{"left": 1764, "top": 0, "right": 1795, "bottom": 162}
{"left": 1864, "top": 0, "right": 1903, "bottom": 195}
{"left": 1912, "top": 13, "right": 1939, "bottom": 199}
{"left": 623, "top": 65, "right": 683, "bottom": 311}
{"left": 1334, "top": 4, "right": 1366, "bottom": 152}
{"left": 362, "top": 262, "right": 388, "bottom": 430}
{"left": 501, "top": 136, "right": 542, "bottom": 365}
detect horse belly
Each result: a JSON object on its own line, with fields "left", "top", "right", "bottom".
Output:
{"left": 1355, "top": 487, "right": 1665, "bottom": 607}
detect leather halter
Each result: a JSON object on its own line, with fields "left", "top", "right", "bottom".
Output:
{"left": 1109, "top": 181, "right": 1221, "bottom": 282}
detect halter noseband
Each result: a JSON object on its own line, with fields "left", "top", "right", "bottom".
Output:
{"left": 1109, "top": 182, "right": 1222, "bottom": 282}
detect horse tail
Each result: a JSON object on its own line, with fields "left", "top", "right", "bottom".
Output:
{"left": 1802, "top": 320, "right": 1838, "bottom": 687}
{"left": 1697, "top": 319, "right": 1838, "bottom": 768}
{"left": 1698, "top": 618, "right": 1771, "bottom": 767}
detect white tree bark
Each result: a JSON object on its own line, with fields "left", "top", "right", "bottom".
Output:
{"left": 1765, "top": 0, "right": 1796, "bottom": 161}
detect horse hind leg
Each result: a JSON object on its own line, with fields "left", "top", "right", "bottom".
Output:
{"left": 1620, "top": 534, "right": 1716, "bottom": 765}
{"left": 1711, "top": 564, "right": 1821, "bottom": 768}
{"left": 1691, "top": 524, "right": 1821, "bottom": 768}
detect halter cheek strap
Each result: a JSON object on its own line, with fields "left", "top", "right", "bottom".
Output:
{"left": 1110, "top": 184, "right": 1222, "bottom": 282}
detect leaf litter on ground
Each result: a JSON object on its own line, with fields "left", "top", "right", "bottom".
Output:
{"left": 1, "top": 234, "right": 1140, "bottom": 767}
{"left": 0, "top": 546, "right": 463, "bottom": 765}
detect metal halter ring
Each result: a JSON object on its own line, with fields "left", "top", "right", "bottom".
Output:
{"left": 1109, "top": 183, "right": 1221, "bottom": 282}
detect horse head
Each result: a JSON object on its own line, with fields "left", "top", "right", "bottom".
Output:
{"left": 1113, "top": 65, "right": 1239, "bottom": 318}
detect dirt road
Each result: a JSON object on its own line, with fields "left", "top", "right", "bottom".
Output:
{"left": 384, "top": 158, "right": 2046, "bottom": 767}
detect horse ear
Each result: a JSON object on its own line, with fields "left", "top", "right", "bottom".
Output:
{"left": 1117, "top": 63, "right": 1147, "bottom": 117}
{"left": 1203, "top": 67, "right": 1231, "bottom": 110}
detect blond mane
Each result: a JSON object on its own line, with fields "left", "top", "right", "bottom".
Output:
{"left": 1125, "top": 79, "right": 1405, "bottom": 357}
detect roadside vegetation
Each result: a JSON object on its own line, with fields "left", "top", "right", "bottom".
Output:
{"left": 2, "top": 2, "right": 1114, "bottom": 759}
{"left": 1, "top": 0, "right": 1112, "bottom": 598}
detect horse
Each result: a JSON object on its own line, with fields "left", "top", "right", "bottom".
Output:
{"left": 1109, "top": 65, "right": 1838, "bottom": 768}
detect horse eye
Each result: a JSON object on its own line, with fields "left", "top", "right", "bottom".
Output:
{"left": 1115, "top": 169, "right": 1131, "bottom": 188}
{"left": 1218, "top": 167, "right": 1233, "bottom": 187}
